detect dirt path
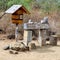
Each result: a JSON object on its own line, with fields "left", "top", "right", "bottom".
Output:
{"left": 0, "top": 35, "right": 60, "bottom": 60}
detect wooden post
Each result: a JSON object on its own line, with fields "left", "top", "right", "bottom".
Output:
{"left": 50, "top": 35, "right": 57, "bottom": 46}
{"left": 38, "top": 29, "right": 47, "bottom": 46}
{"left": 15, "top": 24, "right": 18, "bottom": 42}
{"left": 38, "top": 30, "right": 42, "bottom": 47}
{"left": 42, "top": 30, "right": 46, "bottom": 46}
{"left": 24, "top": 30, "right": 32, "bottom": 46}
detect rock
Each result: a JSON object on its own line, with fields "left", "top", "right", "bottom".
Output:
{"left": 0, "top": 29, "right": 6, "bottom": 34}
{"left": 9, "top": 50, "right": 18, "bottom": 54}
{"left": 3, "top": 45, "right": 10, "bottom": 50}
{"left": 41, "top": 17, "right": 48, "bottom": 24}
{"left": 50, "top": 36, "right": 57, "bottom": 46}
{"left": 10, "top": 42, "right": 30, "bottom": 52}
{"left": 11, "top": 47, "right": 20, "bottom": 51}
{"left": 26, "top": 46, "right": 30, "bottom": 51}
{"left": 20, "top": 48, "right": 26, "bottom": 51}
{"left": 9, "top": 50, "right": 14, "bottom": 54}
{"left": 7, "top": 34, "right": 15, "bottom": 39}
{"left": 31, "top": 43, "right": 36, "bottom": 49}
{"left": 14, "top": 51, "right": 18, "bottom": 54}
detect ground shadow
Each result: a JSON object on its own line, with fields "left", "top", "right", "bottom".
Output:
{"left": 31, "top": 45, "right": 55, "bottom": 53}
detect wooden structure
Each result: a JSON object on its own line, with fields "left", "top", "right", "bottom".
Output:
{"left": 24, "top": 22, "right": 58, "bottom": 47}
{"left": 24, "top": 23, "right": 50, "bottom": 47}
{"left": 5, "top": 5, "right": 30, "bottom": 42}
{"left": 5, "top": 5, "right": 30, "bottom": 24}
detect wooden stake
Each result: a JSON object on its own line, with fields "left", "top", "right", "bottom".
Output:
{"left": 38, "top": 30, "right": 42, "bottom": 47}
{"left": 15, "top": 24, "right": 18, "bottom": 42}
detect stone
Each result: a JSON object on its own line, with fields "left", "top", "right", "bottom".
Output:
{"left": 50, "top": 36, "right": 57, "bottom": 46}
{"left": 9, "top": 50, "right": 14, "bottom": 54}
{"left": 11, "top": 47, "right": 20, "bottom": 51}
{"left": 3, "top": 45, "right": 10, "bottom": 50}
{"left": 14, "top": 51, "right": 18, "bottom": 54}
{"left": 7, "top": 34, "right": 15, "bottom": 39}
{"left": 20, "top": 47, "right": 26, "bottom": 52}
{"left": 9, "top": 50, "right": 18, "bottom": 54}
{"left": 31, "top": 43, "right": 36, "bottom": 49}
{"left": 25, "top": 46, "right": 30, "bottom": 51}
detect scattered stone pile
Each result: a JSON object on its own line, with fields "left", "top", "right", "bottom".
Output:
{"left": 3, "top": 42, "right": 30, "bottom": 54}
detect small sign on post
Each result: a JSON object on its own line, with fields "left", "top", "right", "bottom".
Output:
{"left": 5, "top": 5, "right": 30, "bottom": 42}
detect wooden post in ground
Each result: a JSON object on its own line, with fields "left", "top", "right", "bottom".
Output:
{"left": 38, "top": 30, "right": 42, "bottom": 47}
{"left": 38, "top": 29, "right": 46, "bottom": 47}
{"left": 15, "top": 24, "right": 18, "bottom": 42}
{"left": 41, "top": 29, "right": 47, "bottom": 46}
{"left": 24, "top": 30, "right": 32, "bottom": 46}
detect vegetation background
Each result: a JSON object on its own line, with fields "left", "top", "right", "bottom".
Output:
{"left": 0, "top": 0, "right": 60, "bottom": 34}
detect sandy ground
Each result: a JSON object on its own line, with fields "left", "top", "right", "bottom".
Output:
{"left": 0, "top": 34, "right": 60, "bottom": 60}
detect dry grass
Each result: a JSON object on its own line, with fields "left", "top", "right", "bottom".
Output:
{"left": 0, "top": 11, "right": 60, "bottom": 34}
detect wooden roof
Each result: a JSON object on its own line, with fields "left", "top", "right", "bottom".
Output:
{"left": 5, "top": 5, "right": 30, "bottom": 14}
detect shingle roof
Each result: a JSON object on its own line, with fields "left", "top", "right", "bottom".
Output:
{"left": 5, "top": 5, "right": 22, "bottom": 14}
{"left": 5, "top": 5, "right": 30, "bottom": 14}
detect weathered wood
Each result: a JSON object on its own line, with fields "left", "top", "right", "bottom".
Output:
{"left": 50, "top": 35, "right": 57, "bottom": 46}
{"left": 15, "top": 26, "right": 18, "bottom": 42}
{"left": 12, "top": 15, "right": 20, "bottom": 19}
{"left": 38, "top": 30, "right": 42, "bottom": 47}
{"left": 9, "top": 50, "right": 18, "bottom": 54}
{"left": 40, "top": 30, "right": 47, "bottom": 46}
{"left": 5, "top": 5, "right": 30, "bottom": 24}
{"left": 24, "top": 23, "right": 49, "bottom": 29}
{"left": 15, "top": 9, "right": 23, "bottom": 14}
{"left": 12, "top": 20, "right": 23, "bottom": 24}
{"left": 24, "top": 30, "right": 32, "bottom": 46}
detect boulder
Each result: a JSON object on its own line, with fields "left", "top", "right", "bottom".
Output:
{"left": 3, "top": 45, "right": 10, "bottom": 50}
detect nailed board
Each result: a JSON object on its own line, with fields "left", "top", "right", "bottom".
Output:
{"left": 12, "top": 20, "right": 23, "bottom": 24}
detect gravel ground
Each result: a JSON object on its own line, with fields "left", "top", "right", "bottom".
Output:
{"left": 0, "top": 34, "right": 60, "bottom": 60}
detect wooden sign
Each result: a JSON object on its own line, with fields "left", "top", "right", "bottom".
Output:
{"left": 12, "top": 20, "right": 23, "bottom": 24}
{"left": 12, "top": 14, "right": 23, "bottom": 24}
{"left": 11, "top": 8, "right": 24, "bottom": 24}
{"left": 5, "top": 5, "right": 30, "bottom": 24}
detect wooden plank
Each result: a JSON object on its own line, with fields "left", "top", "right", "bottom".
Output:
{"left": 38, "top": 30, "right": 42, "bottom": 47}
{"left": 38, "top": 30, "right": 47, "bottom": 46}
{"left": 14, "top": 9, "right": 23, "bottom": 14}
{"left": 24, "top": 30, "right": 32, "bottom": 46}
{"left": 12, "top": 15, "right": 20, "bottom": 19}
{"left": 12, "top": 20, "right": 23, "bottom": 24}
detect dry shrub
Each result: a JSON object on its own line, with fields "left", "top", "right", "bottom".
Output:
{"left": 0, "top": 10, "right": 60, "bottom": 35}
